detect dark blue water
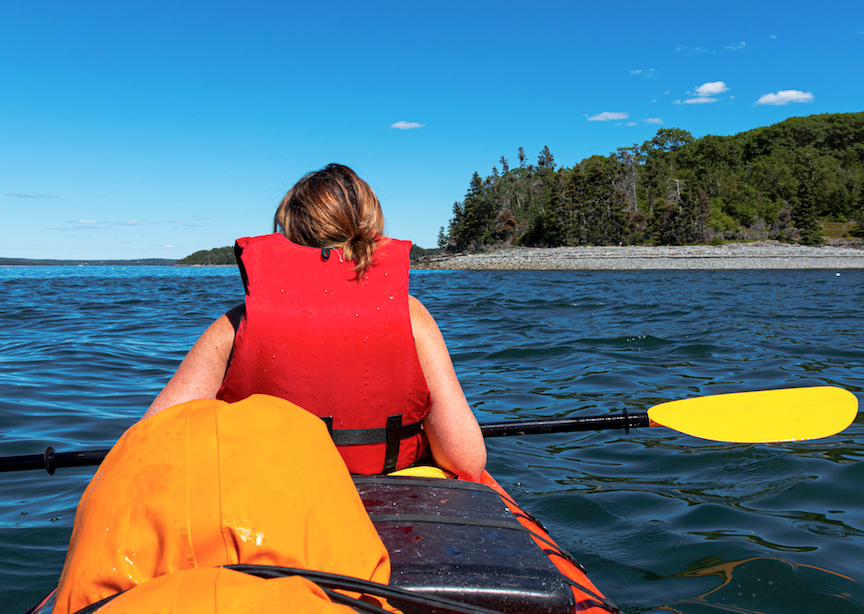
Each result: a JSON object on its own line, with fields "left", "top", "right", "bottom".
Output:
{"left": 1, "top": 266, "right": 862, "bottom": 613}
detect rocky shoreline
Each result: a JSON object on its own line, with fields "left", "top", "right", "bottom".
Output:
{"left": 414, "top": 241, "right": 864, "bottom": 271}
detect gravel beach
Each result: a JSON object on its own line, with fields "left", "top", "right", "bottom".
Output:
{"left": 414, "top": 242, "right": 864, "bottom": 270}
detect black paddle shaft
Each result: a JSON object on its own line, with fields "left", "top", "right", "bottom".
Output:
{"left": 0, "top": 447, "right": 111, "bottom": 474}
{"left": 0, "top": 412, "right": 651, "bottom": 474}
{"left": 479, "top": 411, "right": 650, "bottom": 438}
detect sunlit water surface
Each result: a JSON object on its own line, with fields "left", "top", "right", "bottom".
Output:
{"left": 1, "top": 266, "right": 862, "bottom": 613}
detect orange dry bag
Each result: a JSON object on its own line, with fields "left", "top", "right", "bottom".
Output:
{"left": 52, "top": 395, "right": 394, "bottom": 614}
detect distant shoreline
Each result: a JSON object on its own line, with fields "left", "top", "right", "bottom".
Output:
{"left": 0, "top": 258, "right": 177, "bottom": 267}
{"left": 6, "top": 241, "right": 864, "bottom": 270}
{"left": 413, "top": 241, "right": 864, "bottom": 271}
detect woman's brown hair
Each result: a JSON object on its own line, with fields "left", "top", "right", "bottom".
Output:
{"left": 274, "top": 164, "right": 384, "bottom": 279}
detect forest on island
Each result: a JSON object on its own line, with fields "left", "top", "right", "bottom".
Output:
{"left": 177, "top": 246, "right": 236, "bottom": 265}
{"left": 439, "top": 112, "right": 864, "bottom": 250}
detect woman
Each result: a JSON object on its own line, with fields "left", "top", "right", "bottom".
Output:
{"left": 143, "top": 164, "right": 486, "bottom": 481}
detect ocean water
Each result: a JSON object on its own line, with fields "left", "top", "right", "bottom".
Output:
{"left": 1, "top": 266, "right": 862, "bottom": 613}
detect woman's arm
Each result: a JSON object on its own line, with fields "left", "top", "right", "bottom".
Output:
{"left": 141, "top": 305, "right": 242, "bottom": 421}
{"left": 409, "top": 296, "right": 486, "bottom": 481}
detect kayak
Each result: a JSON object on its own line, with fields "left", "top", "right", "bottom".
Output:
{"left": 14, "top": 387, "right": 858, "bottom": 613}
{"left": 24, "top": 466, "right": 616, "bottom": 614}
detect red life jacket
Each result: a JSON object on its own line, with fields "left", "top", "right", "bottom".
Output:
{"left": 217, "top": 233, "right": 431, "bottom": 474}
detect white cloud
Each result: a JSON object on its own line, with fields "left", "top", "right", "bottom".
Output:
{"left": 755, "top": 90, "right": 814, "bottom": 105}
{"left": 725, "top": 41, "right": 746, "bottom": 51}
{"left": 680, "top": 81, "right": 729, "bottom": 104}
{"left": 587, "top": 111, "right": 630, "bottom": 122}
{"left": 676, "top": 46, "right": 710, "bottom": 54}
{"left": 695, "top": 81, "right": 729, "bottom": 97}
{"left": 389, "top": 121, "right": 425, "bottom": 130}
{"left": 643, "top": 117, "right": 664, "bottom": 124}
{"left": 67, "top": 219, "right": 184, "bottom": 228}
{"left": 770, "top": 34, "right": 778, "bottom": 39}
{"left": 7, "top": 192, "right": 59, "bottom": 199}
{"left": 630, "top": 68, "right": 657, "bottom": 77}
{"left": 626, "top": 122, "right": 638, "bottom": 126}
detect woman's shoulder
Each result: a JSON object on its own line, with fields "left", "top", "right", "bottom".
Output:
{"left": 408, "top": 296, "right": 441, "bottom": 336}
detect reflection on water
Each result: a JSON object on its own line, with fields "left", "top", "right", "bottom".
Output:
{"left": 1, "top": 267, "right": 863, "bottom": 613}
{"left": 667, "top": 556, "right": 858, "bottom": 614}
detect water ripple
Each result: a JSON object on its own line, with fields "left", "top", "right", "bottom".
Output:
{"left": 2, "top": 267, "right": 863, "bottom": 613}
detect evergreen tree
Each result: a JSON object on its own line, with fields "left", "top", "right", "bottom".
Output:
{"left": 440, "top": 112, "right": 863, "bottom": 250}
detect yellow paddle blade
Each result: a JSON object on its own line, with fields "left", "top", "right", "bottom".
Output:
{"left": 647, "top": 386, "right": 858, "bottom": 443}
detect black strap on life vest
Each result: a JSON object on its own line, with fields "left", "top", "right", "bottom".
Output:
{"left": 382, "top": 415, "right": 403, "bottom": 474}
{"left": 321, "top": 416, "right": 334, "bottom": 436}
{"left": 320, "top": 414, "right": 422, "bottom": 474}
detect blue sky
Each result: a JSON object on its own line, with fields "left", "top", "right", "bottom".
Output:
{"left": 2, "top": 1, "right": 862, "bottom": 259}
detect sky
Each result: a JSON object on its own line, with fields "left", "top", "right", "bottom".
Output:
{"left": 2, "top": 1, "right": 862, "bottom": 259}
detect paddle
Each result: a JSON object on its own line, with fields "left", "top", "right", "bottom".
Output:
{"left": 0, "top": 448, "right": 111, "bottom": 475}
{"left": 0, "top": 386, "right": 857, "bottom": 474}
{"left": 482, "top": 386, "right": 858, "bottom": 442}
